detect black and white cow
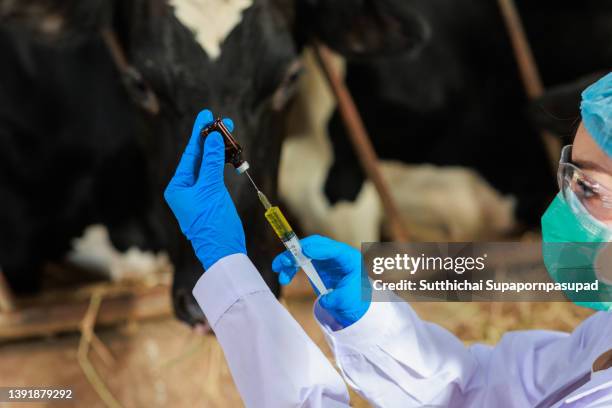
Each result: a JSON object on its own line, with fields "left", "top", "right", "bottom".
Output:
{"left": 0, "top": 0, "right": 428, "bottom": 325}
{"left": 323, "top": 0, "right": 612, "bottom": 229}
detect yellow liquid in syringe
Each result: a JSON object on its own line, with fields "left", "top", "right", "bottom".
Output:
{"left": 258, "top": 190, "right": 294, "bottom": 240}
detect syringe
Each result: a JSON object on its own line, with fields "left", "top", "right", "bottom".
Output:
{"left": 202, "top": 115, "right": 328, "bottom": 295}
{"left": 245, "top": 173, "right": 329, "bottom": 295}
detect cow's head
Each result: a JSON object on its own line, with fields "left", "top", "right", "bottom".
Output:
{"left": 0, "top": 0, "right": 429, "bottom": 327}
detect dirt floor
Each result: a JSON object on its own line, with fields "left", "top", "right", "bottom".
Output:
{"left": 0, "top": 274, "right": 594, "bottom": 408}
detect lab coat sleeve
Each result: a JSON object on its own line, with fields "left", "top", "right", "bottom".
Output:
{"left": 192, "top": 253, "right": 350, "bottom": 408}
{"left": 314, "top": 291, "right": 485, "bottom": 407}
{"left": 315, "top": 290, "right": 606, "bottom": 408}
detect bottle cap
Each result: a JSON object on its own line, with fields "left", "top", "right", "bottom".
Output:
{"left": 236, "top": 161, "right": 250, "bottom": 174}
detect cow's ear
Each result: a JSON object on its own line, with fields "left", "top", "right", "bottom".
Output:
{"left": 528, "top": 72, "right": 604, "bottom": 141}
{"left": 298, "top": 0, "right": 429, "bottom": 59}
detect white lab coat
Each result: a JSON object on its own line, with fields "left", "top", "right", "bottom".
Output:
{"left": 193, "top": 254, "right": 612, "bottom": 407}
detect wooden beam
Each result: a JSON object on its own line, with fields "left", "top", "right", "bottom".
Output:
{"left": 497, "top": 0, "right": 561, "bottom": 169}
{"left": 314, "top": 43, "right": 410, "bottom": 242}
{"left": 0, "top": 284, "right": 172, "bottom": 342}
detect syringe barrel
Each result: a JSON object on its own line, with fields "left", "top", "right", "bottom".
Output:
{"left": 264, "top": 206, "right": 294, "bottom": 241}
{"left": 282, "top": 235, "right": 329, "bottom": 295}
{"left": 262, "top": 204, "right": 329, "bottom": 295}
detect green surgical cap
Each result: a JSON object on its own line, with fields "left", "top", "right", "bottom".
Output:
{"left": 581, "top": 72, "right": 612, "bottom": 158}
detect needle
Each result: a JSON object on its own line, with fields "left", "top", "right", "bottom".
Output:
{"left": 244, "top": 170, "right": 260, "bottom": 192}
{"left": 244, "top": 170, "right": 272, "bottom": 209}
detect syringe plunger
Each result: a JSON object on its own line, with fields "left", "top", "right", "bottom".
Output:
{"left": 282, "top": 235, "right": 329, "bottom": 295}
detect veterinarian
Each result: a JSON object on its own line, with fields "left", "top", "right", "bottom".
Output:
{"left": 164, "top": 73, "right": 612, "bottom": 407}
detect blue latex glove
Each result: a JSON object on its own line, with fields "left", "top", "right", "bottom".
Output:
{"left": 272, "top": 235, "right": 371, "bottom": 327}
{"left": 164, "top": 109, "right": 246, "bottom": 270}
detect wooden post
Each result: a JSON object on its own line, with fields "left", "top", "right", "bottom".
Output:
{"left": 314, "top": 43, "right": 410, "bottom": 242}
{"left": 497, "top": 0, "right": 561, "bottom": 170}
{"left": 0, "top": 269, "right": 16, "bottom": 313}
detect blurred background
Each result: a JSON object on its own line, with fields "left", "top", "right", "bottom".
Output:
{"left": 0, "top": 0, "right": 610, "bottom": 406}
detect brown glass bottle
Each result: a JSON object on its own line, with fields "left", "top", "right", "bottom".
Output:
{"left": 200, "top": 117, "right": 250, "bottom": 174}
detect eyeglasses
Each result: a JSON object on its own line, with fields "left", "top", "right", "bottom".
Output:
{"left": 558, "top": 145, "right": 612, "bottom": 223}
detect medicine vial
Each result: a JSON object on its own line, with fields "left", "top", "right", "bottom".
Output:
{"left": 201, "top": 117, "right": 250, "bottom": 174}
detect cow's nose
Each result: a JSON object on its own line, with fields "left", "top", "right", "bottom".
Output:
{"left": 173, "top": 287, "right": 209, "bottom": 330}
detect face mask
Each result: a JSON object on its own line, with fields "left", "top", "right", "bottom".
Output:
{"left": 541, "top": 192, "right": 612, "bottom": 311}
